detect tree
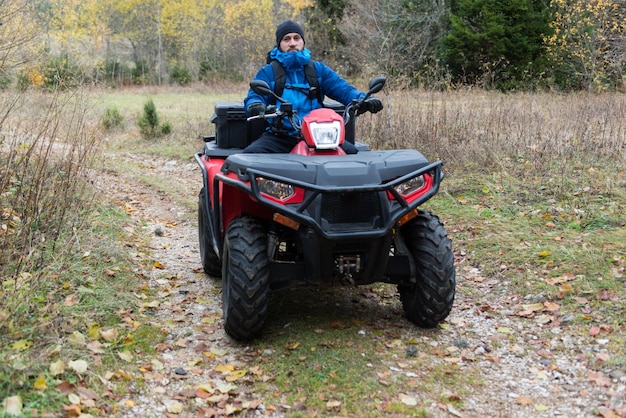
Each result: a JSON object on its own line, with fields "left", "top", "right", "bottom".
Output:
{"left": 0, "top": 0, "right": 40, "bottom": 85}
{"left": 544, "top": 0, "right": 626, "bottom": 90}
{"left": 441, "top": 0, "right": 551, "bottom": 89}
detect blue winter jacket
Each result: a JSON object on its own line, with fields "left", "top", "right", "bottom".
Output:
{"left": 244, "top": 47, "right": 365, "bottom": 137}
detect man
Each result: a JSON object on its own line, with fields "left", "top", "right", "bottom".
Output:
{"left": 243, "top": 20, "right": 383, "bottom": 154}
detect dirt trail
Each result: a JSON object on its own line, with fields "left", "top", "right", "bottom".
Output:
{"left": 96, "top": 151, "right": 625, "bottom": 417}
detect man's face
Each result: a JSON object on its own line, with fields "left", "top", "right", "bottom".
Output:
{"left": 279, "top": 32, "right": 304, "bottom": 52}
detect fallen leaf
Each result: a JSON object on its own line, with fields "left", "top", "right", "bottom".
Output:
{"left": 68, "top": 393, "right": 81, "bottom": 405}
{"left": 118, "top": 350, "right": 133, "bottom": 362}
{"left": 214, "top": 364, "right": 234, "bottom": 374}
{"left": 100, "top": 328, "right": 118, "bottom": 342}
{"left": 216, "top": 383, "right": 236, "bottom": 394}
{"left": 162, "top": 399, "right": 183, "bottom": 413}
{"left": 285, "top": 341, "right": 300, "bottom": 350}
{"left": 326, "top": 400, "right": 341, "bottom": 409}
{"left": 68, "top": 359, "right": 88, "bottom": 374}
{"left": 33, "top": 375, "right": 47, "bottom": 390}
{"left": 49, "top": 360, "right": 66, "bottom": 376}
{"left": 153, "top": 261, "right": 165, "bottom": 269}
{"left": 225, "top": 369, "right": 247, "bottom": 382}
{"left": 11, "top": 339, "right": 33, "bottom": 352}
{"left": 399, "top": 393, "right": 417, "bottom": 406}
{"left": 68, "top": 331, "right": 87, "bottom": 347}
{"left": 516, "top": 395, "right": 533, "bottom": 405}
{"left": 87, "top": 341, "right": 105, "bottom": 354}
{"left": 3, "top": 395, "right": 23, "bottom": 415}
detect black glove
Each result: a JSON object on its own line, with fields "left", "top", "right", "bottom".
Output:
{"left": 364, "top": 97, "right": 383, "bottom": 113}
{"left": 247, "top": 102, "right": 266, "bottom": 116}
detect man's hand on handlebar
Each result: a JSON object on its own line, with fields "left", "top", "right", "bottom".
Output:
{"left": 247, "top": 102, "right": 266, "bottom": 117}
{"left": 364, "top": 97, "right": 383, "bottom": 113}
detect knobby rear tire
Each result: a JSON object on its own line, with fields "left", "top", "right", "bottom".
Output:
{"left": 222, "top": 216, "right": 270, "bottom": 341}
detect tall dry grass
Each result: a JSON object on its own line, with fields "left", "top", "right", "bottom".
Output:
{"left": 0, "top": 89, "right": 102, "bottom": 329}
{"left": 361, "top": 90, "right": 626, "bottom": 194}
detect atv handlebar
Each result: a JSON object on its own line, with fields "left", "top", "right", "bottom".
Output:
{"left": 247, "top": 76, "right": 387, "bottom": 128}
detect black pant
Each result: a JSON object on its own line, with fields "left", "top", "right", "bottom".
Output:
{"left": 243, "top": 131, "right": 358, "bottom": 154}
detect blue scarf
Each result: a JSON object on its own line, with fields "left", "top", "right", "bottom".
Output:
{"left": 269, "top": 47, "right": 311, "bottom": 69}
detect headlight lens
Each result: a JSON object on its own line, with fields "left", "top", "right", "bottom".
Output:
{"left": 395, "top": 175, "right": 426, "bottom": 196}
{"left": 309, "top": 121, "right": 342, "bottom": 149}
{"left": 257, "top": 177, "right": 295, "bottom": 201}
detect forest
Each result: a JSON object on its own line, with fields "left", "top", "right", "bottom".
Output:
{"left": 1, "top": 0, "right": 625, "bottom": 92}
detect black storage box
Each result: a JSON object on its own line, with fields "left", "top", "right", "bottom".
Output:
{"left": 211, "top": 102, "right": 267, "bottom": 149}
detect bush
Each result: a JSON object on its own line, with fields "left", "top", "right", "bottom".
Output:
{"left": 138, "top": 98, "right": 159, "bottom": 137}
{"left": 103, "top": 107, "right": 124, "bottom": 130}
{"left": 170, "top": 65, "right": 192, "bottom": 86}
{"left": 138, "top": 99, "right": 171, "bottom": 138}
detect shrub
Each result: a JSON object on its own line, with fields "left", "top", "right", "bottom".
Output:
{"left": 138, "top": 98, "right": 159, "bottom": 137}
{"left": 170, "top": 65, "right": 192, "bottom": 86}
{"left": 137, "top": 99, "right": 172, "bottom": 138}
{"left": 102, "top": 106, "right": 124, "bottom": 130}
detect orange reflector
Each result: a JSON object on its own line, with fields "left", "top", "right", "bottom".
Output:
{"left": 273, "top": 213, "right": 300, "bottom": 230}
{"left": 397, "top": 209, "right": 419, "bottom": 226}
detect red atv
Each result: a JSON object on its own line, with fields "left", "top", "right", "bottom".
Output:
{"left": 195, "top": 77, "right": 455, "bottom": 341}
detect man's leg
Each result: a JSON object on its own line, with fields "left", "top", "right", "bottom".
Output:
{"left": 243, "top": 132, "right": 296, "bottom": 153}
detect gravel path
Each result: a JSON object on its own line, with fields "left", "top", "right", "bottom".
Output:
{"left": 95, "top": 151, "right": 625, "bottom": 418}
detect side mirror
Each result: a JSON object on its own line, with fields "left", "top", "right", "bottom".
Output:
{"left": 368, "top": 76, "right": 386, "bottom": 95}
{"left": 250, "top": 80, "right": 285, "bottom": 103}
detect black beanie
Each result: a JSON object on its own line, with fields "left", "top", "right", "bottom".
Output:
{"left": 275, "top": 20, "right": 305, "bottom": 46}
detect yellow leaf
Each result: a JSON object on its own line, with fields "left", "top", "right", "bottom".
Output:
{"left": 88, "top": 324, "right": 101, "bottom": 340}
{"left": 11, "top": 339, "right": 33, "bottom": 352}
{"left": 33, "top": 375, "right": 47, "bottom": 390}
{"left": 538, "top": 251, "right": 551, "bottom": 258}
{"left": 153, "top": 261, "right": 165, "bottom": 269}
{"left": 559, "top": 283, "right": 574, "bottom": 293}
{"left": 215, "top": 364, "right": 234, "bottom": 374}
{"left": 123, "top": 334, "right": 135, "bottom": 345}
{"left": 125, "top": 400, "right": 135, "bottom": 407}
{"left": 225, "top": 370, "right": 247, "bottom": 382}
{"left": 285, "top": 341, "right": 300, "bottom": 350}
{"left": 197, "top": 383, "right": 215, "bottom": 394}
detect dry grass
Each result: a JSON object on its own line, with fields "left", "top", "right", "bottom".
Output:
{"left": 0, "top": 88, "right": 102, "bottom": 333}
{"left": 361, "top": 89, "right": 626, "bottom": 184}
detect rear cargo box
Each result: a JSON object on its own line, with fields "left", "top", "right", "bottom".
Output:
{"left": 210, "top": 102, "right": 267, "bottom": 149}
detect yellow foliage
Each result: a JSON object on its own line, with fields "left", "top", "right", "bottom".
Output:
{"left": 546, "top": 0, "right": 626, "bottom": 89}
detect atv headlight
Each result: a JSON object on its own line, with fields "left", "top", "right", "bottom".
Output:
{"left": 257, "top": 177, "right": 295, "bottom": 201}
{"left": 309, "top": 121, "right": 342, "bottom": 149}
{"left": 395, "top": 175, "right": 426, "bottom": 196}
